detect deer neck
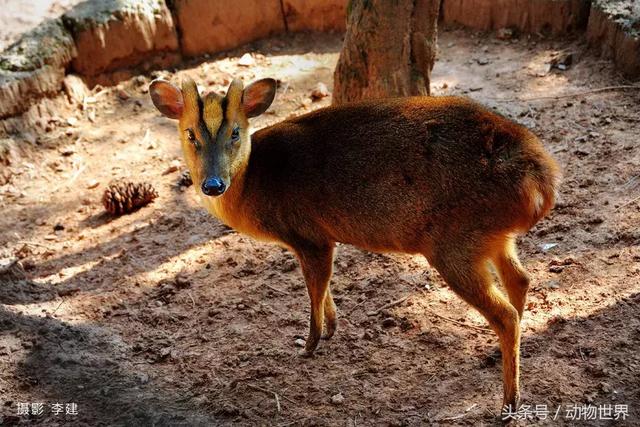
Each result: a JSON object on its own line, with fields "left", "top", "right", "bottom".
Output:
{"left": 201, "top": 147, "right": 252, "bottom": 233}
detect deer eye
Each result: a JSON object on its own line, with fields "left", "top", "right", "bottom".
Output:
{"left": 231, "top": 125, "right": 240, "bottom": 142}
{"left": 186, "top": 129, "right": 200, "bottom": 148}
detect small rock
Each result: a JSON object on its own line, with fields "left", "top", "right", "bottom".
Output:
{"left": 87, "top": 179, "right": 100, "bottom": 189}
{"left": 311, "top": 83, "right": 330, "bottom": 101}
{"left": 550, "top": 53, "right": 573, "bottom": 71}
{"left": 53, "top": 223, "right": 65, "bottom": 231}
{"left": 162, "top": 160, "right": 181, "bottom": 175}
{"left": 67, "top": 117, "right": 78, "bottom": 126}
{"left": 540, "top": 243, "right": 558, "bottom": 252}
{"left": 136, "top": 372, "right": 149, "bottom": 384}
{"left": 174, "top": 274, "right": 191, "bottom": 289}
{"left": 546, "top": 280, "right": 560, "bottom": 289}
{"left": 599, "top": 381, "right": 612, "bottom": 393}
{"left": 238, "top": 53, "right": 255, "bottom": 67}
{"left": 117, "top": 88, "right": 130, "bottom": 100}
{"left": 330, "top": 393, "right": 345, "bottom": 405}
{"left": 60, "top": 147, "right": 75, "bottom": 156}
{"left": 134, "top": 75, "right": 147, "bottom": 86}
{"left": 64, "top": 74, "right": 90, "bottom": 104}
{"left": 158, "top": 347, "right": 172, "bottom": 359}
{"left": 362, "top": 329, "right": 375, "bottom": 340}
{"left": 176, "top": 170, "right": 193, "bottom": 188}
{"left": 476, "top": 58, "right": 490, "bottom": 66}
{"left": 575, "top": 135, "right": 587, "bottom": 143}
{"left": 0, "top": 257, "right": 26, "bottom": 280}
{"left": 21, "top": 259, "right": 36, "bottom": 271}
{"left": 381, "top": 317, "right": 397, "bottom": 328}
{"left": 281, "top": 259, "right": 297, "bottom": 273}
{"left": 497, "top": 28, "right": 515, "bottom": 40}
{"left": 549, "top": 257, "right": 577, "bottom": 267}
{"left": 58, "top": 287, "right": 80, "bottom": 297}
{"left": 547, "top": 315, "right": 566, "bottom": 325}
{"left": 294, "top": 338, "right": 306, "bottom": 347}
{"left": 549, "top": 265, "right": 564, "bottom": 273}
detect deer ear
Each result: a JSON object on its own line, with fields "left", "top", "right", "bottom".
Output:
{"left": 241, "top": 78, "right": 276, "bottom": 118}
{"left": 150, "top": 80, "right": 184, "bottom": 119}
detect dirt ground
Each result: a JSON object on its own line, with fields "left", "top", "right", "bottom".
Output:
{"left": 1, "top": 25, "right": 639, "bottom": 426}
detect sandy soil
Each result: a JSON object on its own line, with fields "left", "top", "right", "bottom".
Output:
{"left": 0, "top": 28, "right": 639, "bottom": 426}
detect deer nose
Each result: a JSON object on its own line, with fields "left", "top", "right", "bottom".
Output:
{"left": 201, "top": 176, "right": 226, "bottom": 196}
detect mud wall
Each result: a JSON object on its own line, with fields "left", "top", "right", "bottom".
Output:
{"left": 586, "top": 0, "right": 640, "bottom": 80}
{"left": 441, "top": 0, "right": 591, "bottom": 35}
{"left": 1, "top": 0, "right": 639, "bottom": 137}
{"left": 440, "top": 0, "right": 639, "bottom": 79}
{"left": 0, "top": 0, "right": 347, "bottom": 136}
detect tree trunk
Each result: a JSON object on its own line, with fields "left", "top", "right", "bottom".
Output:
{"left": 333, "top": 0, "right": 440, "bottom": 104}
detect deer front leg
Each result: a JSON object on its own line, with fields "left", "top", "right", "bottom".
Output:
{"left": 323, "top": 286, "right": 337, "bottom": 340}
{"left": 294, "top": 242, "right": 335, "bottom": 356}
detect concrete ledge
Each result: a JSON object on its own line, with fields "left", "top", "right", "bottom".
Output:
{"left": 587, "top": 0, "right": 640, "bottom": 79}
{"left": 0, "top": 19, "right": 76, "bottom": 119}
{"left": 441, "top": 0, "right": 591, "bottom": 35}
{"left": 173, "top": 0, "right": 285, "bottom": 57}
{"left": 282, "top": 0, "right": 347, "bottom": 32}
{"left": 1, "top": 0, "right": 639, "bottom": 138}
{"left": 62, "top": 0, "right": 180, "bottom": 77}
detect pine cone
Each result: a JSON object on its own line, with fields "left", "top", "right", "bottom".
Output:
{"left": 102, "top": 181, "right": 158, "bottom": 216}
{"left": 176, "top": 170, "right": 193, "bottom": 188}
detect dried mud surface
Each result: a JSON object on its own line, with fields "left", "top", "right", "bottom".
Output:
{"left": 1, "top": 30, "right": 639, "bottom": 426}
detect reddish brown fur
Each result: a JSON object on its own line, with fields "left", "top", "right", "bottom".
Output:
{"left": 238, "top": 97, "right": 559, "bottom": 249}
{"left": 150, "top": 79, "right": 561, "bottom": 411}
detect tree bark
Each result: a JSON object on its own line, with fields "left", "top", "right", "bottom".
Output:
{"left": 333, "top": 0, "right": 440, "bottom": 104}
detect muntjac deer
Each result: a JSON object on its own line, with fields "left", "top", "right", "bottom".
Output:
{"left": 149, "top": 77, "right": 560, "bottom": 410}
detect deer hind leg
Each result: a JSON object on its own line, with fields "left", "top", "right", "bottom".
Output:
{"left": 493, "top": 238, "right": 530, "bottom": 320}
{"left": 294, "top": 242, "right": 334, "bottom": 356}
{"left": 428, "top": 247, "right": 521, "bottom": 409}
{"left": 323, "top": 286, "right": 337, "bottom": 339}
